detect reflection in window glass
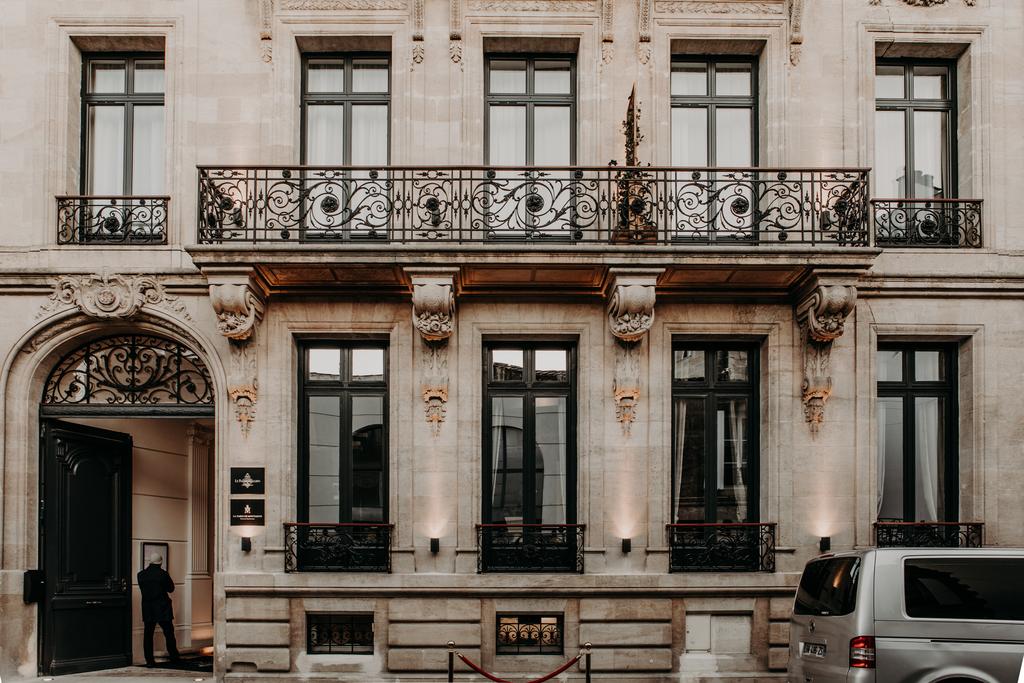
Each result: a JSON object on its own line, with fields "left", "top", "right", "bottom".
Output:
{"left": 535, "top": 396, "right": 567, "bottom": 524}
{"left": 715, "top": 350, "right": 749, "bottom": 382}
{"left": 905, "top": 558, "right": 1024, "bottom": 621}
{"left": 674, "top": 350, "right": 705, "bottom": 381}
{"left": 491, "top": 396, "right": 525, "bottom": 523}
{"left": 308, "top": 348, "right": 342, "bottom": 381}
{"left": 352, "top": 348, "right": 385, "bottom": 381}
{"left": 308, "top": 396, "right": 341, "bottom": 522}
{"left": 715, "top": 398, "right": 749, "bottom": 522}
{"left": 673, "top": 397, "right": 706, "bottom": 522}
{"left": 877, "top": 350, "right": 903, "bottom": 382}
{"left": 535, "top": 349, "right": 568, "bottom": 382}
{"left": 351, "top": 395, "right": 384, "bottom": 522}
{"left": 875, "top": 110, "right": 906, "bottom": 197}
{"left": 492, "top": 349, "right": 524, "bottom": 382}
{"left": 913, "top": 110, "right": 947, "bottom": 198}
{"left": 497, "top": 615, "right": 564, "bottom": 655}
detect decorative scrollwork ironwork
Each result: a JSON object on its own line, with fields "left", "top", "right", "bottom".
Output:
{"left": 667, "top": 523, "right": 776, "bottom": 572}
{"left": 57, "top": 196, "right": 169, "bottom": 245}
{"left": 42, "top": 334, "right": 213, "bottom": 408}
{"left": 284, "top": 523, "right": 393, "bottom": 572}
{"left": 874, "top": 522, "right": 984, "bottom": 548}
{"left": 197, "top": 166, "right": 870, "bottom": 246}
{"left": 496, "top": 615, "right": 564, "bottom": 655}
{"left": 476, "top": 524, "right": 585, "bottom": 574}
{"left": 873, "top": 199, "right": 982, "bottom": 248}
{"left": 307, "top": 613, "right": 374, "bottom": 654}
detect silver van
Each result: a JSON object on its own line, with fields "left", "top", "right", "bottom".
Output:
{"left": 789, "top": 548, "right": 1024, "bottom": 682}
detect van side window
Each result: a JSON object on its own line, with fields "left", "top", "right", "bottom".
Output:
{"left": 905, "top": 558, "right": 1024, "bottom": 621}
{"left": 794, "top": 557, "right": 861, "bottom": 617}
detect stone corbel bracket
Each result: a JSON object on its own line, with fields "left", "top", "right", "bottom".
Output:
{"left": 607, "top": 269, "right": 662, "bottom": 433}
{"left": 795, "top": 281, "right": 858, "bottom": 432}
{"left": 207, "top": 270, "right": 266, "bottom": 343}
{"left": 407, "top": 268, "right": 459, "bottom": 435}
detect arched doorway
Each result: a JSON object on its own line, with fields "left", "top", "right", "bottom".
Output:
{"left": 37, "top": 333, "right": 215, "bottom": 675}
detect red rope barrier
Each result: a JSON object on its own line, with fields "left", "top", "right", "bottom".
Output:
{"left": 456, "top": 652, "right": 583, "bottom": 683}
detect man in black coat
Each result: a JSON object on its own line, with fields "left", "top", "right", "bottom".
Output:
{"left": 137, "top": 552, "right": 180, "bottom": 667}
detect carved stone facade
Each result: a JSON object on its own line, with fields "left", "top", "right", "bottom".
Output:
{"left": 38, "top": 271, "right": 190, "bottom": 321}
{"left": 208, "top": 281, "right": 264, "bottom": 342}
{"left": 795, "top": 282, "right": 858, "bottom": 432}
{"left": 607, "top": 270, "right": 661, "bottom": 343}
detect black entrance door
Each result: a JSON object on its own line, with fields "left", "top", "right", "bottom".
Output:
{"left": 40, "top": 420, "right": 132, "bottom": 675}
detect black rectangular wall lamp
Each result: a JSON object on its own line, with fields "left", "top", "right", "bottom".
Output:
{"left": 621, "top": 537, "right": 631, "bottom": 554}
{"left": 430, "top": 537, "right": 440, "bottom": 554}
{"left": 819, "top": 536, "right": 831, "bottom": 553}
{"left": 241, "top": 537, "right": 252, "bottom": 553}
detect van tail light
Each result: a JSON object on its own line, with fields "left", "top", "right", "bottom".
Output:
{"left": 849, "top": 635, "right": 876, "bottom": 669}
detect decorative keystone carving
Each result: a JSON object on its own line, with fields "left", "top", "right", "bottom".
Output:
{"left": 607, "top": 271, "right": 660, "bottom": 342}
{"left": 39, "top": 270, "right": 190, "bottom": 321}
{"left": 409, "top": 271, "right": 457, "bottom": 342}
{"left": 228, "top": 384, "right": 258, "bottom": 437}
{"left": 422, "top": 384, "right": 449, "bottom": 435}
{"left": 796, "top": 283, "right": 857, "bottom": 432}
{"left": 209, "top": 283, "right": 264, "bottom": 341}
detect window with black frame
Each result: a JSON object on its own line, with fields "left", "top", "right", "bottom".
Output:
{"left": 481, "top": 343, "right": 580, "bottom": 572}
{"left": 874, "top": 61, "right": 971, "bottom": 247}
{"left": 300, "top": 343, "right": 388, "bottom": 523}
{"left": 876, "top": 345, "right": 958, "bottom": 524}
{"left": 71, "top": 55, "right": 166, "bottom": 244}
{"left": 670, "top": 57, "right": 758, "bottom": 240}
{"left": 484, "top": 56, "right": 576, "bottom": 239}
{"left": 671, "top": 344, "right": 758, "bottom": 523}
{"left": 300, "top": 54, "right": 390, "bottom": 239}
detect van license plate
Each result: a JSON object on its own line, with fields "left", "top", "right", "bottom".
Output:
{"left": 802, "top": 642, "right": 826, "bottom": 658}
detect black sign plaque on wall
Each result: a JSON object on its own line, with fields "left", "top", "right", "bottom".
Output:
{"left": 230, "top": 498, "right": 265, "bottom": 526}
{"left": 230, "top": 467, "right": 265, "bottom": 494}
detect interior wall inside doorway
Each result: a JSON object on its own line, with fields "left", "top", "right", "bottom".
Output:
{"left": 65, "top": 417, "right": 214, "bottom": 663}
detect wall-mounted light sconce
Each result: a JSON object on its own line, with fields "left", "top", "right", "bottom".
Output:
{"left": 241, "top": 537, "right": 252, "bottom": 553}
{"left": 430, "top": 537, "right": 440, "bottom": 554}
{"left": 819, "top": 536, "right": 831, "bottom": 553}
{"left": 621, "top": 537, "right": 631, "bottom": 554}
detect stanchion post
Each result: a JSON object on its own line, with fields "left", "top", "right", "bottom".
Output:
{"left": 584, "top": 642, "right": 592, "bottom": 683}
{"left": 448, "top": 640, "right": 456, "bottom": 682}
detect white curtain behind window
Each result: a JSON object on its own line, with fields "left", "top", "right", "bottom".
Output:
{"left": 673, "top": 400, "right": 688, "bottom": 521}
{"left": 728, "top": 400, "right": 747, "bottom": 522}
{"left": 88, "top": 106, "right": 125, "bottom": 194}
{"left": 132, "top": 105, "right": 165, "bottom": 194}
{"left": 915, "top": 397, "right": 940, "bottom": 521}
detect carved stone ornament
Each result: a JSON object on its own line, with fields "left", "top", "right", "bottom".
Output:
{"left": 422, "top": 384, "right": 449, "bottom": 435}
{"left": 411, "top": 277, "right": 456, "bottom": 341}
{"left": 258, "top": 0, "right": 274, "bottom": 62}
{"left": 796, "top": 284, "right": 857, "bottom": 432}
{"left": 607, "top": 273, "right": 659, "bottom": 342}
{"left": 787, "top": 0, "right": 803, "bottom": 65}
{"left": 228, "top": 384, "right": 258, "bottom": 437}
{"left": 38, "top": 271, "right": 191, "bottom": 321}
{"left": 614, "top": 386, "right": 640, "bottom": 429}
{"left": 655, "top": 1, "right": 784, "bottom": 14}
{"left": 209, "top": 283, "right": 265, "bottom": 341}
{"left": 870, "top": 0, "right": 974, "bottom": 5}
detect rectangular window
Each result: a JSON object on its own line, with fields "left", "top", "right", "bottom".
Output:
{"left": 876, "top": 344, "right": 958, "bottom": 522}
{"left": 307, "top": 613, "right": 374, "bottom": 654}
{"left": 904, "top": 558, "right": 1024, "bottom": 621}
{"left": 300, "top": 54, "right": 390, "bottom": 239}
{"left": 670, "top": 57, "right": 757, "bottom": 167}
{"left": 300, "top": 343, "right": 388, "bottom": 523}
{"left": 82, "top": 55, "right": 165, "bottom": 195}
{"left": 874, "top": 61, "right": 956, "bottom": 199}
{"left": 671, "top": 343, "right": 758, "bottom": 523}
{"left": 483, "top": 343, "right": 575, "bottom": 525}
{"left": 496, "top": 614, "right": 564, "bottom": 655}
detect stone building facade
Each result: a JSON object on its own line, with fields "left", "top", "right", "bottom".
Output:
{"left": 0, "top": 0, "right": 1022, "bottom": 680}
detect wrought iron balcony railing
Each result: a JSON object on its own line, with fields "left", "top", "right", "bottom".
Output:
{"left": 477, "top": 524, "right": 585, "bottom": 574}
{"left": 284, "top": 522, "right": 393, "bottom": 572}
{"left": 874, "top": 521, "right": 984, "bottom": 548}
{"left": 873, "top": 198, "right": 982, "bottom": 248}
{"left": 667, "top": 522, "right": 777, "bottom": 572}
{"left": 197, "top": 166, "right": 870, "bottom": 246}
{"left": 57, "top": 195, "right": 169, "bottom": 245}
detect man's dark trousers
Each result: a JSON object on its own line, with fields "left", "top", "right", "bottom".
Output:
{"left": 143, "top": 620, "right": 179, "bottom": 665}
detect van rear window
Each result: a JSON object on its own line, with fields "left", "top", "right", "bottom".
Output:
{"left": 905, "top": 558, "right": 1024, "bottom": 621}
{"left": 794, "top": 557, "right": 861, "bottom": 617}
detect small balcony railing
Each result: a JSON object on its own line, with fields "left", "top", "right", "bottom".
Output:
{"left": 873, "top": 198, "right": 982, "bottom": 248}
{"left": 197, "top": 166, "right": 870, "bottom": 246}
{"left": 283, "top": 522, "right": 393, "bottom": 572}
{"left": 874, "top": 521, "right": 984, "bottom": 548}
{"left": 667, "top": 522, "right": 777, "bottom": 572}
{"left": 477, "top": 524, "right": 585, "bottom": 574}
{"left": 57, "top": 195, "right": 169, "bottom": 245}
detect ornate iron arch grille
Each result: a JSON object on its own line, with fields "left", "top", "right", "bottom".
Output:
{"left": 41, "top": 334, "right": 214, "bottom": 416}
